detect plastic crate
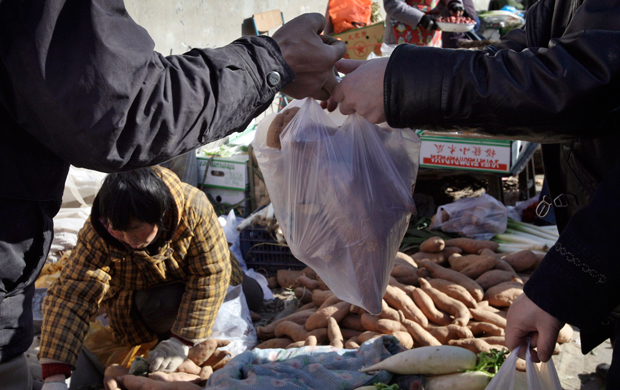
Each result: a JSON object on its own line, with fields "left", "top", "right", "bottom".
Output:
{"left": 239, "top": 226, "right": 305, "bottom": 275}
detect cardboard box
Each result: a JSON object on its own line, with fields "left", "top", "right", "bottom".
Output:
{"left": 203, "top": 187, "right": 248, "bottom": 207}
{"left": 197, "top": 155, "right": 249, "bottom": 191}
{"left": 419, "top": 131, "right": 529, "bottom": 174}
{"left": 331, "top": 22, "right": 385, "bottom": 60}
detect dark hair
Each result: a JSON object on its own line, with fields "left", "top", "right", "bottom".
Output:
{"left": 98, "top": 168, "right": 173, "bottom": 231}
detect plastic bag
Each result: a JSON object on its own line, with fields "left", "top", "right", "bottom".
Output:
{"left": 486, "top": 339, "right": 562, "bottom": 390}
{"left": 253, "top": 98, "right": 419, "bottom": 314}
{"left": 430, "top": 193, "right": 507, "bottom": 240}
{"left": 209, "top": 285, "right": 257, "bottom": 356}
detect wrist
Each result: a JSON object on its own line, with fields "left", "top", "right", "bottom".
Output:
{"left": 172, "top": 334, "right": 194, "bottom": 347}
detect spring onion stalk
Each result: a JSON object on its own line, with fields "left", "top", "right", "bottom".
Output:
{"left": 506, "top": 219, "right": 559, "bottom": 240}
{"left": 495, "top": 243, "right": 548, "bottom": 253}
{"left": 503, "top": 229, "right": 557, "bottom": 248}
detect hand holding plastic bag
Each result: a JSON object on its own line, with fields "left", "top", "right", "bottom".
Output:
{"left": 486, "top": 338, "right": 562, "bottom": 390}
{"left": 253, "top": 98, "right": 419, "bottom": 314}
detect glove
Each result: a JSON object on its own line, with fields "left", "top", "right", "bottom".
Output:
{"left": 419, "top": 14, "right": 438, "bottom": 31}
{"left": 41, "top": 381, "right": 68, "bottom": 390}
{"left": 449, "top": 2, "right": 465, "bottom": 14}
{"left": 147, "top": 336, "right": 191, "bottom": 373}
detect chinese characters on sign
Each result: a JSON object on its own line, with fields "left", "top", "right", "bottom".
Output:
{"left": 331, "top": 22, "right": 384, "bottom": 60}
{"left": 421, "top": 141, "right": 509, "bottom": 171}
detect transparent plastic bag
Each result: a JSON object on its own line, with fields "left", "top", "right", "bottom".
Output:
{"left": 253, "top": 98, "right": 419, "bottom": 314}
{"left": 486, "top": 339, "right": 562, "bottom": 390}
{"left": 430, "top": 193, "right": 508, "bottom": 240}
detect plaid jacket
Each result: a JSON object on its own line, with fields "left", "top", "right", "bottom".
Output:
{"left": 39, "top": 166, "right": 243, "bottom": 367}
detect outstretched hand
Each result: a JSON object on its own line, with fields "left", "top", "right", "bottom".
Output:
{"left": 331, "top": 57, "right": 388, "bottom": 124}
{"left": 505, "top": 294, "right": 565, "bottom": 362}
{"left": 273, "top": 13, "right": 347, "bottom": 101}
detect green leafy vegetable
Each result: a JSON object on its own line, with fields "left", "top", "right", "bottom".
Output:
{"left": 466, "top": 348, "right": 509, "bottom": 377}
{"left": 374, "top": 383, "right": 400, "bottom": 390}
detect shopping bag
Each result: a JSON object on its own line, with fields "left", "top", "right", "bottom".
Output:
{"left": 253, "top": 98, "right": 420, "bottom": 314}
{"left": 430, "top": 193, "right": 508, "bottom": 240}
{"left": 328, "top": 0, "right": 373, "bottom": 33}
{"left": 486, "top": 339, "right": 562, "bottom": 390}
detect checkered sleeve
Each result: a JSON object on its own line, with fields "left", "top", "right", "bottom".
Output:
{"left": 171, "top": 190, "right": 232, "bottom": 342}
{"left": 38, "top": 220, "right": 112, "bottom": 368}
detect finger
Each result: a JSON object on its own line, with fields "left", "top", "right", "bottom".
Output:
{"left": 535, "top": 331, "right": 556, "bottom": 362}
{"left": 326, "top": 97, "right": 338, "bottom": 112}
{"left": 322, "top": 72, "right": 341, "bottom": 97}
{"left": 293, "top": 12, "right": 327, "bottom": 35}
{"left": 103, "top": 375, "right": 118, "bottom": 390}
{"left": 320, "top": 34, "right": 348, "bottom": 61}
{"left": 149, "top": 356, "right": 165, "bottom": 372}
{"left": 335, "top": 59, "right": 366, "bottom": 75}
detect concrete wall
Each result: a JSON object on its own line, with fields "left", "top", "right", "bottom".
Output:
{"left": 124, "top": 0, "right": 330, "bottom": 55}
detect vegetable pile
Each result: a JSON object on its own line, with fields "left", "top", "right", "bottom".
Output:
{"left": 254, "top": 234, "right": 574, "bottom": 382}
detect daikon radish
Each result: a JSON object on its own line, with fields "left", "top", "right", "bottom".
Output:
{"left": 359, "top": 345, "right": 477, "bottom": 375}
{"left": 426, "top": 371, "right": 490, "bottom": 390}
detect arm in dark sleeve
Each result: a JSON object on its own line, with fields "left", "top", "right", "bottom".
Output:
{"left": 384, "top": 0, "right": 620, "bottom": 143}
{"left": 524, "top": 162, "right": 620, "bottom": 334}
{"left": 384, "top": 0, "right": 424, "bottom": 28}
{"left": 0, "top": 0, "right": 293, "bottom": 172}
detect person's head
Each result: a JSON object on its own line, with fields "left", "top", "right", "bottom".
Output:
{"left": 97, "top": 168, "right": 174, "bottom": 249}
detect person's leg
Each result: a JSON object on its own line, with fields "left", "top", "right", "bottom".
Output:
{"left": 0, "top": 354, "right": 34, "bottom": 390}
{"left": 68, "top": 348, "right": 105, "bottom": 390}
{"left": 134, "top": 282, "right": 185, "bottom": 338}
{"left": 241, "top": 273, "right": 264, "bottom": 313}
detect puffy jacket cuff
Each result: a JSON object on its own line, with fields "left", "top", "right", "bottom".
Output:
{"left": 385, "top": 44, "right": 454, "bottom": 129}
{"left": 42, "top": 363, "right": 72, "bottom": 379}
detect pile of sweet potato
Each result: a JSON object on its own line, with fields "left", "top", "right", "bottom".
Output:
{"left": 255, "top": 237, "right": 573, "bottom": 372}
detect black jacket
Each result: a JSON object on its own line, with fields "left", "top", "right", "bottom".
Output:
{"left": 0, "top": 0, "right": 293, "bottom": 362}
{"left": 385, "top": 0, "right": 620, "bottom": 353}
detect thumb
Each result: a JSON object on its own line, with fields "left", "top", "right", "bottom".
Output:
{"left": 335, "top": 59, "right": 366, "bottom": 75}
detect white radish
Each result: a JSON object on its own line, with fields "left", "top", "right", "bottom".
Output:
{"left": 426, "top": 371, "right": 490, "bottom": 390}
{"left": 359, "top": 345, "right": 477, "bottom": 375}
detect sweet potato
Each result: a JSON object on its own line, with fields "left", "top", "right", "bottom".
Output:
{"left": 296, "top": 302, "right": 316, "bottom": 312}
{"left": 392, "top": 331, "right": 414, "bottom": 349}
{"left": 187, "top": 338, "right": 231, "bottom": 366}
{"left": 266, "top": 106, "right": 300, "bottom": 149}
{"left": 493, "top": 258, "right": 517, "bottom": 274}
{"left": 340, "top": 313, "right": 365, "bottom": 332}
{"left": 398, "top": 310, "right": 441, "bottom": 347}
{"left": 460, "top": 255, "right": 496, "bottom": 280}
{"left": 277, "top": 269, "right": 303, "bottom": 289}
{"left": 419, "top": 237, "right": 446, "bottom": 253}
{"left": 345, "top": 338, "right": 361, "bottom": 349}
{"left": 427, "top": 278, "right": 477, "bottom": 309}
{"left": 501, "top": 250, "right": 538, "bottom": 272}
{"left": 391, "top": 263, "right": 420, "bottom": 286}
{"left": 395, "top": 251, "right": 418, "bottom": 267}
{"left": 469, "top": 308, "right": 507, "bottom": 328}
{"left": 256, "top": 308, "right": 317, "bottom": 339}
{"left": 411, "top": 287, "right": 452, "bottom": 326}
{"left": 411, "top": 247, "right": 463, "bottom": 266}
{"left": 304, "top": 335, "right": 318, "bottom": 346}
{"left": 418, "top": 260, "right": 484, "bottom": 302}
{"left": 448, "top": 338, "right": 506, "bottom": 355}
{"left": 294, "top": 286, "right": 312, "bottom": 304}
{"left": 483, "top": 281, "right": 524, "bottom": 307}
{"left": 426, "top": 324, "right": 474, "bottom": 344}
{"left": 305, "top": 301, "right": 350, "bottom": 331}
{"left": 296, "top": 275, "right": 320, "bottom": 291}
{"left": 202, "top": 349, "right": 231, "bottom": 368}
{"left": 358, "top": 331, "right": 383, "bottom": 344}
{"left": 468, "top": 321, "right": 505, "bottom": 336}
{"left": 311, "top": 289, "right": 335, "bottom": 307}
{"left": 301, "top": 266, "right": 318, "bottom": 281}
{"left": 361, "top": 313, "right": 407, "bottom": 334}
{"left": 445, "top": 238, "right": 499, "bottom": 254}
{"left": 254, "top": 337, "right": 294, "bottom": 349}
{"left": 285, "top": 340, "right": 306, "bottom": 349}
{"left": 419, "top": 278, "right": 470, "bottom": 327}
{"left": 327, "top": 317, "right": 344, "bottom": 348}
{"left": 199, "top": 365, "right": 214, "bottom": 381}
{"left": 478, "top": 336, "right": 505, "bottom": 346}
{"left": 379, "top": 299, "right": 401, "bottom": 322}
{"left": 275, "top": 321, "right": 310, "bottom": 341}
{"left": 267, "top": 276, "right": 278, "bottom": 289}
{"left": 448, "top": 253, "right": 481, "bottom": 271}
{"left": 340, "top": 328, "right": 363, "bottom": 340}
{"left": 316, "top": 274, "right": 329, "bottom": 290}
{"left": 389, "top": 277, "right": 416, "bottom": 296}
{"left": 475, "top": 270, "right": 522, "bottom": 290}
{"left": 384, "top": 285, "right": 428, "bottom": 328}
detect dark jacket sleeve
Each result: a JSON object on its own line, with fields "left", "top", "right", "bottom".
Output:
{"left": 524, "top": 162, "right": 620, "bottom": 349}
{"left": 0, "top": 0, "right": 293, "bottom": 172}
{"left": 384, "top": 0, "right": 620, "bottom": 143}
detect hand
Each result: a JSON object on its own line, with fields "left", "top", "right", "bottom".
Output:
{"left": 41, "top": 380, "right": 68, "bottom": 390}
{"left": 419, "top": 14, "right": 438, "bottom": 31}
{"left": 147, "top": 337, "right": 190, "bottom": 373}
{"left": 449, "top": 2, "right": 465, "bottom": 16}
{"left": 505, "top": 294, "right": 565, "bottom": 362}
{"left": 332, "top": 57, "right": 388, "bottom": 124}
{"left": 272, "top": 13, "right": 347, "bottom": 101}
